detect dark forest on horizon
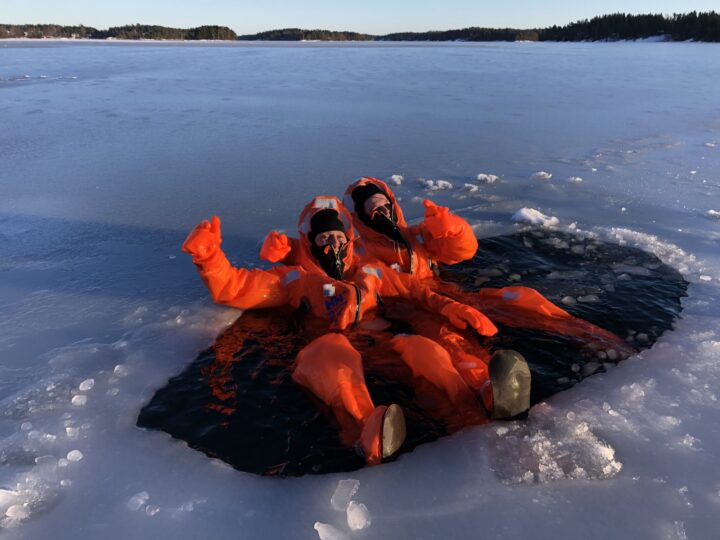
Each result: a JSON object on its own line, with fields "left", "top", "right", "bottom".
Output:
{"left": 2, "top": 12, "right": 719, "bottom": 42}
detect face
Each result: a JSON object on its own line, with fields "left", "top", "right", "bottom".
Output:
{"left": 314, "top": 230, "right": 347, "bottom": 250}
{"left": 364, "top": 193, "right": 392, "bottom": 220}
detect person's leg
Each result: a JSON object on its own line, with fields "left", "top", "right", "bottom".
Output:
{"left": 292, "top": 333, "right": 405, "bottom": 465}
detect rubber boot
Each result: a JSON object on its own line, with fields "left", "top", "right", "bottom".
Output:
{"left": 488, "top": 350, "right": 531, "bottom": 420}
{"left": 359, "top": 404, "right": 406, "bottom": 465}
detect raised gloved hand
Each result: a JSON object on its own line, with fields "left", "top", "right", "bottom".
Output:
{"left": 182, "top": 215, "right": 222, "bottom": 262}
{"left": 422, "top": 199, "right": 467, "bottom": 239}
{"left": 440, "top": 302, "right": 498, "bottom": 337}
{"left": 260, "top": 230, "right": 292, "bottom": 263}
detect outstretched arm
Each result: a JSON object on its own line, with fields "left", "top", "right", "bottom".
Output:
{"left": 379, "top": 266, "right": 497, "bottom": 336}
{"left": 182, "top": 216, "right": 291, "bottom": 310}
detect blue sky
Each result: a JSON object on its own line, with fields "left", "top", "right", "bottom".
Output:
{"left": 3, "top": 1, "right": 718, "bottom": 34}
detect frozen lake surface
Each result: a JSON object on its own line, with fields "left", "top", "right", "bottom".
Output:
{"left": 1, "top": 40, "right": 720, "bottom": 539}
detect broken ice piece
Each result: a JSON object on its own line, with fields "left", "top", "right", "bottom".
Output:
{"left": 347, "top": 501, "right": 371, "bottom": 531}
{"left": 5, "top": 504, "right": 29, "bottom": 520}
{"left": 67, "top": 449, "right": 83, "bottom": 462}
{"left": 71, "top": 394, "right": 87, "bottom": 406}
{"left": 79, "top": 378, "right": 95, "bottom": 392}
{"left": 314, "top": 522, "right": 350, "bottom": 540}
{"left": 128, "top": 491, "right": 150, "bottom": 511}
{"left": 331, "top": 479, "right": 360, "bottom": 511}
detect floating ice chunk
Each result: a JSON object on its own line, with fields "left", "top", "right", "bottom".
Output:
{"left": 435, "top": 180, "right": 453, "bottom": 190}
{"left": 682, "top": 434, "right": 699, "bottom": 448}
{"left": 66, "top": 427, "right": 79, "bottom": 438}
{"left": 113, "top": 364, "right": 129, "bottom": 377}
{"left": 331, "top": 479, "right": 360, "bottom": 511}
{"left": 145, "top": 505, "right": 161, "bottom": 516}
{"left": 583, "top": 362, "right": 601, "bottom": 376}
{"left": 570, "top": 245, "right": 586, "bottom": 254}
{"left": 561, "top": 296, "right": 576, "bottom": 306}
{"left": 79, "top": 379, "right": 95, "bottom": 392}
{"left": 60, "top": 479, "right": 72, "bottom": 487}
{"left": 389, "top": 174, "right": 403, "bottom": 185}
{"left": 567, "top": 176, "right": 583, "bottom": 183}
{"left": 71, "top": 395, "right": 87, "bottom": 406}
{"left": 699, "top": 275, "right": 712, "bottom": 282}
{"left": 314, "top": 522, "right": 350, "bottom": 540}
{"left": 476, "top": 173, "right": 499, "bottom": 184}
{"left": 705, "top": 142, "right": 716, "bottom": 148}
{"left": 5, "top": 504, "right": 29, "bottom": 520}
{"left": 512, "top": 208, "right": 559, "bottom": 227}
{"left": 20, "top": 422, "right": 32, "bottom": 431}
{"left": 417, "top": 178, "right": 434, "bottom": 189}
{"left": 578, "top": 295, "right": 600, "bottom": 303}
{"left": 67, "top": 450, "right": 83, "bottom": 462}
{"left": 531, "top": 171, "right": 553, "bottom": 181}
{"left": 636, "top": 333, "right": 650, "bottom": 344}
{"left": 706, "top": 209, "right": 720, "bottom": 220}
{"left": 463, "top": 183, "right": 479, "bottom": 193}
{"left": 346, "top": 501, "right": 371, "bottom": 531}
{"left": 128, "top": 491, "right": 150, "bottom": 511}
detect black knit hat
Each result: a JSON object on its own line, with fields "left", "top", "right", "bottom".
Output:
{"left": 308, "top": 209, "right": 346, "bottom": 244}
{"left": 351, "top": 183, "right": 387, "bottom": 214}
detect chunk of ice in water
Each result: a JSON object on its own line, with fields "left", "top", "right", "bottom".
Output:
{"left": 66, "top": 450, "right": 83, "bottom": 462}
{"left": 127, "top": 491, "right": 150, "bottom": 511}
{"left": 561, "top": 296, "right": 576, "bottom": 306}
{"left": 331, "top": 479, "right": 360, "bottom": 511}
{"left": 389, "top": 174, "right": 403, "bottom": 185}
{"left": 314, "top": 522, "right": 350, "bottom": 540}
{"left": 476, "top": 173, "right": 499, "bottom": 184}
{"left": 71, "top": 395, "right": 87, "bottom": 406}
{"left": 346, "top": 501, "right": 371, "bottom": 531}
{"left": 79, "top": 378, "right": 95, "bottom": 392}
{"left": 5, "top": 504, "right": 29, "bottom": 520}
{"left": 113, "top": 364, "right": 129, "bottom": 377}
{"left": 531, "top": 171, "right": 553, "bottom": 181}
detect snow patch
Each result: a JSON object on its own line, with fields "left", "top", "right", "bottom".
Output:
{"left": 531, "top": 171, "right": 553, "bottom": 181}
{"left": 476, "top": 173, "right": 499, "bottom": 184}
{"left": 512, "top": 208, "right": 560, "bottom": 227}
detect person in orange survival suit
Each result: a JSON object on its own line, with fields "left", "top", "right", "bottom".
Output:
{"left": 184, "top": 196, "right": 531, "bottom": 465}
{"left": 261, "top": 176, "right": 635, "bottom": 358}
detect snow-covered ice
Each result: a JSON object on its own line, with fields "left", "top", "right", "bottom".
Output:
{"left": 330, "top": 479, "right": 359, "bottom": 511}
{"left": 346, "top": 501, "right": 371, "bottom": 531}
{"left": 2, "top": 40, "right": 720, "bottom": 540}
{"left": 512, "top": 208, "right": 560, "bottom": 227}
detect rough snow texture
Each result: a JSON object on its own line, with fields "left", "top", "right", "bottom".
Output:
{"left": 2, "top": 41, "right": 720, "bottom": 540}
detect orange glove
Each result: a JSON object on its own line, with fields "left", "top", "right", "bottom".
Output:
{"left": 182, "top": 216, "right": 222, "bottom": 262}
{"left": 260, "top": 230, "right": 292, "bottom": 263}
{"left": 422, "top": 199, "right": 466, "bottom": 239}
{"left": 440, "top": 302, "right": 498, "bottom": 337}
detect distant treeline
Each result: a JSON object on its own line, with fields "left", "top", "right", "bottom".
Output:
{"left": 2, "top": 12, "right": 719, "bottom": 42}
{"left": 541, "top": 12, "right": 720, "bottom": 42}
{"left": 238, "top": 28, "right": 373, "bottom": 41}
{"left": 0, "top": 23, "right": 237, "bottom": 40}
{"left": 239, "top": 12, "right": 720, "bottom": 43}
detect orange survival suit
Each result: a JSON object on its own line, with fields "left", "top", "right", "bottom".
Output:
{"left": 184, "top": 197, "right": 499, "bottom": 465}
{"left": 261, "top": 177, "right": 634, "bottom": 356}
